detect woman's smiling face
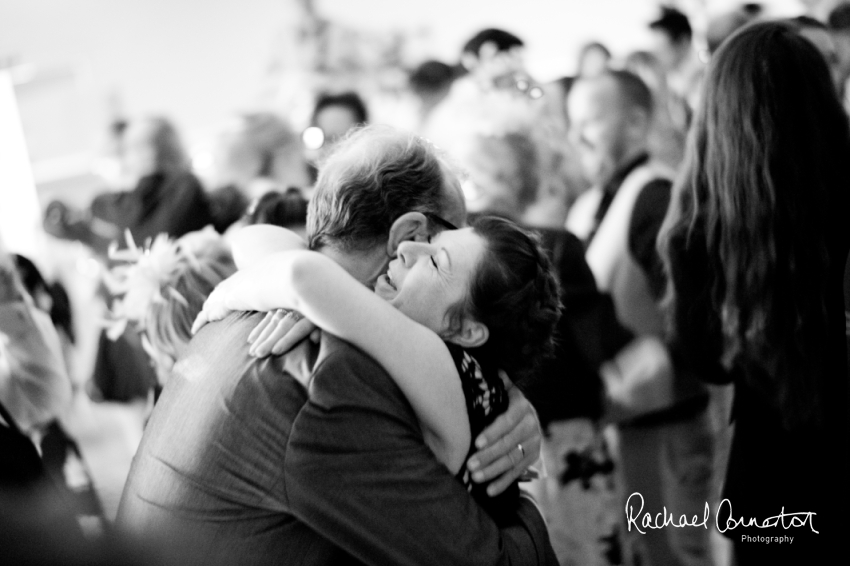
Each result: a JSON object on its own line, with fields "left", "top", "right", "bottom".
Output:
{"left": 374, "top": 227, "right": 486, "bottom": 336}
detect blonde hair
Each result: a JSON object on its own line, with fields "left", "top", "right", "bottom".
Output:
{"left": 106, "top": 228, "right": 236, "bottom": 371}
{"left": 145, "top": 238, "right": 235, "bottom": 362}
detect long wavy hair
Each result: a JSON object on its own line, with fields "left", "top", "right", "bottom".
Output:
{"left": 658, "top": 22, "right": 850, "bottom": 428}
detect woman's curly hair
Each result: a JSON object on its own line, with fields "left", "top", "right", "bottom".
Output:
{"left": 446, "top": 215, "right": 562, "bottom": 385}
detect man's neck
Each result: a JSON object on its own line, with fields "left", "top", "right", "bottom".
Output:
{"left": 599, "top": 145, "right": 649, "bottom": 190}
{"left": 320, "top": 244, "right": 388, "bottom": 289}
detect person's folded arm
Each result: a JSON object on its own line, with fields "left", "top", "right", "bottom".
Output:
{"left": 285, "top": 338, "right": 558, "bottom": 566}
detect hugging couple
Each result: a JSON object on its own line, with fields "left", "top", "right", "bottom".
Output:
{"left": 118, "top": 125, "right": 562, "bottom": 566}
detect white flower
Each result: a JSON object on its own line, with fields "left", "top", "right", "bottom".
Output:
{"left": 102, "top": 230, "right": 201, "bottom": 339}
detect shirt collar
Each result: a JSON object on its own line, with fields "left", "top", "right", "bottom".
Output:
{"left": 601, "top": 152, "right": 650, "bottom": 197}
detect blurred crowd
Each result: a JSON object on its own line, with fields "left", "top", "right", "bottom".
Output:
{"left": 3, "top": 2, "right": 850, "bottom": 565}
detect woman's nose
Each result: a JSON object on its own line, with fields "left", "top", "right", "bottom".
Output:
{"left": 398, "top": 241, "right": 431, "bottom": 266}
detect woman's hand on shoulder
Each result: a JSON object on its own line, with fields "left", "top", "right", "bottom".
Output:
{"left": 191, "top": 270, "right": 251, "bottom": 335}
{"left": 247, "top": 309, "right": 319, "bottom": 357}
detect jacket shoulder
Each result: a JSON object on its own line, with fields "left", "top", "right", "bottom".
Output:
{"left": 308, "top": 334, "right": 413, "bottom": 417}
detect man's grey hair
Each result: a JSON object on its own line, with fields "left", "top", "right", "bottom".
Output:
{"left": 307, "top": 126, "right": 461, "bottom": 252}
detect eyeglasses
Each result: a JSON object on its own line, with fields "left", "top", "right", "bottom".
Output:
{"left": 423, "top": 212, "right": 459, "bottom": 232}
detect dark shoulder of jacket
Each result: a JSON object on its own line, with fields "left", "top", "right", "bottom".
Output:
{"left": 309, "top": 334, "right": 411, "bottom": 413}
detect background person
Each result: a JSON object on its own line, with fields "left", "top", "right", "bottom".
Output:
{"left": 408, "top": 60, "right": 459, "bottom": 134}
{"left": 648, "top": 7, "right": 704, "bottom": 111}
{"left": 44, "top": 116, "right": 212, "bottom": 256}
{"left": 659, "top": 21, "right": 850, "bottom": 563}
{"left": 424, "top": 28, "right": 544, "bottom": 154}
{"left": 456, "top": 127, "right": 631, "bottom": 564}
{"left": 566, "top": 70, "right": 713, "bottom": 566}
{"left": 43, "top": 116, "right": 214, "bottom": 404}
{"left": 105, "top": 227, "right": 236, "bottom": 398}
{"left": 0, "top": 237, "right": 70, "bottom": 459}
{"left": 623, "top": 50, "right": 688, "bottom": 169}
{"left": 303, "top": 91, "right": 369, "bottom": 183}
{"left": 207, "top": 112, "right": 311, "bottom": 233}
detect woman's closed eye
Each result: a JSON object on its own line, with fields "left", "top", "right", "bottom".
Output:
{"left": 426, "top": 235, "right": 439, "bottom": 269}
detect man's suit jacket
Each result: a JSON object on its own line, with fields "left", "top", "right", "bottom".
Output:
{"left": 117, "top": 312, "right": 556, "bottom": 566}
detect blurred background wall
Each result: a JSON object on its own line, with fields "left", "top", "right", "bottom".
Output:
{"left": 0, "top": 0, "right": 808, "bottom": 202}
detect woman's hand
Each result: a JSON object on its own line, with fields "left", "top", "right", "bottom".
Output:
{"left": 247, "top": 309, "right": 319, "bottom": 357}
{"left": 466, "top": 386, "right": 542, "bottom": 496}
{"left": 191, "top": 271, "right": 253, "bottom": 335}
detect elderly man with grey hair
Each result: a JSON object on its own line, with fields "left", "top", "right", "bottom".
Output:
{"left": 117, "top": 126, "right": 555, "bottom": 566}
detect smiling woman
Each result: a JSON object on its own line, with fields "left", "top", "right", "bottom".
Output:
{"left": 376, "top": 227, "right": 488, "bottom": 345}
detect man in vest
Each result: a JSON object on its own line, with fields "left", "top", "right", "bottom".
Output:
{"left": 566, "top": 70, "right": 713, "bottom": 566}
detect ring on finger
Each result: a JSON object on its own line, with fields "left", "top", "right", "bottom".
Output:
{"left": 517, "top": 443, "right": 525, "bottom": 459}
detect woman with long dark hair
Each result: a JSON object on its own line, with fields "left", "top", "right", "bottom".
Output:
{"left": 658, "top": 22, "right": 850, "bottom": 562}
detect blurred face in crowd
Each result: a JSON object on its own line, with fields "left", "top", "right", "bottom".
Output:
{"left": 315, "top": 105, "right": 361, "bottom": 146}
{"left": 305, "top": 104, "right": 362, "bottom": 170}
{"left": 122, "top": 120, "right": 159, "bottom": 181}
{"left": 459, "top": 138, "right": 522, "bottom": 216}
{"left": 650, "top": 30, "right": 687, "bottom": 73}
{"left": 375, "top": 227, "right": 485, "bottom": 339}
{"left": 568, "top": 77, "right": 646, "bottom": 185}
{"left": 579, "top": 46, "right": 611, "bottom": 78}
{"left": 464, "top": 42, "right": 527, "bottom": 88}
{"left": 212, "top": 125, "right": 260, "bottom": 188}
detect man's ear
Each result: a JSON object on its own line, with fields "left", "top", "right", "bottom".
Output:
{"left": 450, "top": 318, "right": 489, "bottom": 349}
{"left": 387, "top": 212, "right": 429, "bottom": 256}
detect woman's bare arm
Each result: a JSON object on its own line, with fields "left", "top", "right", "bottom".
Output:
{"left": 229, "top": 224, "right": 307, "bottom": 269}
